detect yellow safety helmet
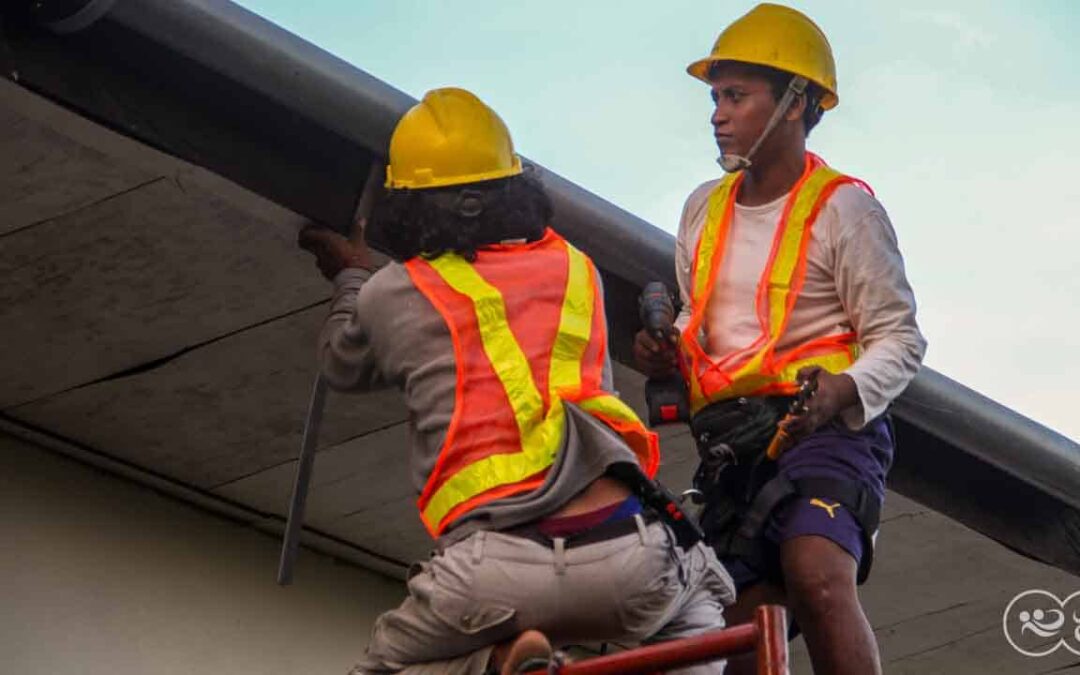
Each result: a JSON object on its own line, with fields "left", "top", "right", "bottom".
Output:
{"left": 687, "top": 3, "right": 839, "bottom": 110}
{"left": 385, "top": 87, "right": 523, "bottom": 190}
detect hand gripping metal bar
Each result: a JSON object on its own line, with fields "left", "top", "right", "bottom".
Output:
{"left": 277, "top": 162, "right": 384, "bottom": 585}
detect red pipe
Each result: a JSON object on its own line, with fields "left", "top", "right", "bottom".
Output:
{"left": 522, "top": 605, "right": 788, "bottom": 675}
{"left": 755, "top": 605, "right": 789, "bottom": 675}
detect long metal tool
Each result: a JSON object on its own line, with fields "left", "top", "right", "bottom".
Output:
{"left": 277, "top": 162, "right": 384, "bottom": 585}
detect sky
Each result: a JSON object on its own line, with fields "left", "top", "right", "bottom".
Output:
{"left": 235, "top": 0, "right": 1079, "bottom": 442}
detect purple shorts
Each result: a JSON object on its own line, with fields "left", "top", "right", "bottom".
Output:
{"left": 724, "top": 415, "right": 893, "bottom": 591}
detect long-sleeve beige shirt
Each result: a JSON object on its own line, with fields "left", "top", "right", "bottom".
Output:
{"left": 675, "top": 178, "right": 927, "bottom": 428}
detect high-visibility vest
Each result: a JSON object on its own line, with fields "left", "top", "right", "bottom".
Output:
{"left": 680, "top": 153, "right": 868, "bottom": 414}
{"left": 405, "top": 229, "right": 659, "bottom": 538}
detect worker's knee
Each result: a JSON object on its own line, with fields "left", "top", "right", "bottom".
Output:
{"left": 780, "top": 536, "right": 857, "bottom": 617}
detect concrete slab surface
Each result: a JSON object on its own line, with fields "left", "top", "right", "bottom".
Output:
{"left": 10, "top": 305, "right": 407, "bottom": 488}
{"left": 0, "top": 103, "right": 156, "bottom": 236}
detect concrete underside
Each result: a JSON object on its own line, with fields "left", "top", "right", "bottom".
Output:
{"left": 3, "top": 78, "right": 1079, "bottom": 674}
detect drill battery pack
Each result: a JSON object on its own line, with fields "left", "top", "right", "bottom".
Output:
{"left": 645, "top": 376, "right": 690, "bottom": 426}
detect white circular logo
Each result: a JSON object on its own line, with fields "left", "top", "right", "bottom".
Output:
{"left": 1002, "top": 589, "right": 1080, "bottom": 657}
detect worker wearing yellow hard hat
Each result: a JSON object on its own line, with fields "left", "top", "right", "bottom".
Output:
{"left": 300, "top": 87, "right": 732, "bottom": 674}
{"left": 383, "top": 87, "right": 524, "bottom": 190}
{"left": 634, "top": 5, "right": 927, "bottom": 674}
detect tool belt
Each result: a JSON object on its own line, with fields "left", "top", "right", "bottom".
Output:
{"left": 690, "top": 398, "right": 882, "bottom": 585}
{"left": 690, "top": 396, "right": 792, "bottom": 494}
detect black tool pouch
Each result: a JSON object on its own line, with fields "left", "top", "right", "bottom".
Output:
{"left": 690, "top": 396, "right": 790, "bottom": 488}
{"left": 690, "top": 396, "right": 791, "bottom": 544}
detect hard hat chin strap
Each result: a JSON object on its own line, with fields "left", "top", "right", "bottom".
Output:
{"left": 718, "top": 76, "right": 808, "bottom": 173}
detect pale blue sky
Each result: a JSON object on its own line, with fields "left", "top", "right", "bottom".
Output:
{"left": 237, "top": 0, "right": 1079, "bottom": 441}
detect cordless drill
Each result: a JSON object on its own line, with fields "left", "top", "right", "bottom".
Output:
{"left": 638, "top": 281, "right": 690, "bottom": 426}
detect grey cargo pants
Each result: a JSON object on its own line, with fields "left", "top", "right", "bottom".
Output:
{"left": 351, "top": 515, "right": 736, "bottom": 674}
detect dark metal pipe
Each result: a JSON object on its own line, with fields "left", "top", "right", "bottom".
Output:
{"left": 53, "top": 0, "right": 676, "bottom": 289}
{"left": 894, "top": 368, "right": 1080, "bottom": 510}
{"left": 102, "top": 0, "right": 413, "bottom": 154}
{"left": 28, "top": 0, "right": 116, "bottom": 33}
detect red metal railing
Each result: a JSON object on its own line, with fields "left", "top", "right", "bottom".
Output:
{"left": 524, "top": 605, "right": 788, "bottom": 675}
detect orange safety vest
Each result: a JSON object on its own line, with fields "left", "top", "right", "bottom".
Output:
{"left": 680, "top": 153, "right": 869, "bottom": 414}
{"left": 405, "top": 229, "right": 659, "bottom": 537}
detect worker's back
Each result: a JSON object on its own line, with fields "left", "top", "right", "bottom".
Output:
{"left": 323, "top": 228, "right": 646, "bottom": 541}
{"left": 301, "top": 87, "right": 734, "bottom": 675}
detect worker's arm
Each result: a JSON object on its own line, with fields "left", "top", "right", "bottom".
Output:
{"left": 673, "top": 189, "right": 699, "bottom": 336}
{"left": 298, "top": 224, "right": 388, "bottom": 392}
{"left": 776, "top": 195, "right": 925, "bottom": 440}
{"left": 831, "top": 196, "right": 928, "bottom": 429}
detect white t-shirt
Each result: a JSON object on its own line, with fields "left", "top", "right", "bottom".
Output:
{"left": 674, "top": 178, "right": 927, "bottom": 428}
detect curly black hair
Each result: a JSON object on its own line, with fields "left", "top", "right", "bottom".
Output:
{"left": 366, "top": 170, "right": 554, "bottom": 263}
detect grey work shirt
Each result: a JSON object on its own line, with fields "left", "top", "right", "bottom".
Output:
{"left": 319, "top": 259, "right": 640, "bottom": 544}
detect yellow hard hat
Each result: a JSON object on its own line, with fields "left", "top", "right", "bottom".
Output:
{"left": 385, "top": 87, "right": 523, "bottom": 190}
{"left": 687, "top": 3, "right": 839, "bottom": 110}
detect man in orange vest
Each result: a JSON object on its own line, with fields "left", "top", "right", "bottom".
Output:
{"left": 634, "top": 5, "right": 926, "bottom": 675}
{"left": 300, "top": 88, "right": 733, "bottom": 674}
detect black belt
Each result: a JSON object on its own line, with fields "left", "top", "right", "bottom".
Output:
{"left": 504, "top": 510, "right": 658, "bottom": 550}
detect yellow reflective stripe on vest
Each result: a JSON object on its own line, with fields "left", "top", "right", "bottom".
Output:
{"left": 421, "top": 249, "right": 594, "bottom": 530}
{"left": 772, "top": 345, "right": 859, "bottom": 385}
{"left": 764, "top": 165, "right": 842, "bottom": 336}
{"left": 428, "top": 253, "right": 545, "bottom": 430}
{"left": 577, "top": 392, "right": 640, "bottom": 424}
{"left": 688, "top": 160, "right": 853, "bottom": 409}
{"left": 549, "top": 244, "right": 593, "bottom": 394}
{"left": 686, "top": 174, "right": 738, "bottom": 411}
{"left": 711, "top": 346, "right": 859, "bottom": 402}
{"left": 693, "top": 175, "right": 739, "bottom": 308}
{"left": 725, "top": 164, "right": 843, "bottom": 384}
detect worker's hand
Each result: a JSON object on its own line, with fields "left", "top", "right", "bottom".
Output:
{"left": 779, "top": 366, "right": 859, "bottom": 441}
{"left": 633, "top": 327, "right": 681, "bottom": 378}
{"left": 298, "top": 221, "right": 376, "bottom": 280}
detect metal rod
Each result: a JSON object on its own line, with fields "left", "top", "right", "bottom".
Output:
{"left": 276, "top": 373, "right": 327, "bottom": 585}
{"left": 276, "top": 161, "right": 384, "bottom": 585}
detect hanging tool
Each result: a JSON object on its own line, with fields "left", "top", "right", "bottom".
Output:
{"left": 764, "top": 372, "right": 819, "bottom": 460}
{"left": 277, "top": 162, "right": 384, "bottom": 585}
